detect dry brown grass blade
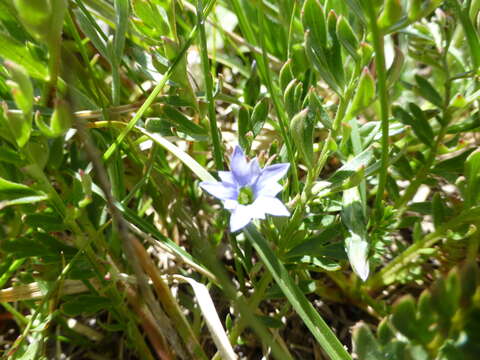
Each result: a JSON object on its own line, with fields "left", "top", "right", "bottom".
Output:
{"left": 0, "top": 280, "right": 90, "bottom": 302}
{"left": 131, "top": 236, "right": 209, "bottom": 359}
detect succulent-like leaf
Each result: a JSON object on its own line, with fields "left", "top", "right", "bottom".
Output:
{"left": 342, "top": 186, "right": 369, "bottom": 281}
{"left": 378, "top": 0, "right": 403, "bottom": 31}
{"left": 336, "top": 16, "right": 359, "bottom": 60}
{"left": 347, "top": 67, "right": 375, "bottom": 118}
{"left": 352, "top": 322, "right": 383, "bottom": 360}
{"left": 301, "top": 0, "right": 327, "bottom": 50}
{"left": 251, "top": 98, "right": 268, "bottom": 137}
{"left": 290, "top": 108, "right": 314, "bottom": 167}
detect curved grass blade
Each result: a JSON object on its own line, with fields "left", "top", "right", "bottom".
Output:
{"left": 103, "top": 0, "right": 218, "bottom": 161}
{"left": 136, "top": 127, "right": 216, "bottom": 182}
{"left": 243, "top": 224, "right": 352, "bottom": 360}
{"left": 175, "top": 275, "right": 237, "bottom": 360}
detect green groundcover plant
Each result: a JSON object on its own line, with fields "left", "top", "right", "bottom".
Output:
{"left": 0, "top": 0, "right": 480, "bottom": 359}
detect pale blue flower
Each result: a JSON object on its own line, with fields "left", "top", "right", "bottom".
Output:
{"left": 200, "top": 146, "right": 290, "bottom": 232}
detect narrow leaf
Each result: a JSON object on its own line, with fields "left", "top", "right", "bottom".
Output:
{"left": 0, "top": 176, "right": 43, "bottom": 201}
{"left": 136, "top": 126, "right": 216, "bottom": 183}
{"left": 342, "top": 186, "right": 369, "bottom": 281}
{"left": 290, "top": 108, "right": 314, "bottom": 166}
{"left": 301, "top": 0, "right": 327, "bottom": 49}
{"left": 347, "top": 67, "right": 375, "bottom": 118}
{"left": 244, "top": 225, "right": 352, "bottom": 360}
{"left": 251, "top": 98, "right": 268, "bottom": 137}
{"left": 393, "top": 105, "right": 434, "bottom": 147}
{"left": 0, "top": 33, "right": 48, "bottom": 79}
{"left": 415, "top": 75, "right": 443, "bottom": 107}
{"left": 175, "top": 276, "right": 236, "bottom": 360}
{"left": 336, "top": 16, "right": 359, "bottom": 60}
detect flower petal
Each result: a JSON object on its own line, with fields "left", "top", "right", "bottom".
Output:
{"left": 230, "top": 205, "right": 253, "bottom": 232}
{"left": 254, "top": 181, "right": 283, "bottom": 197}
{"left": 254, "top": 196, "right": 290, "bottom": 217}
{"left": 223, "top": 199, "right": 238, "bottom": 210}
{"left": 255, "top": 163, "right": 290, "bottom": 190}
{"left": 230, "top": 146, "right": 253, "bottom": 186}
{"left": 218, "top": 171, "right": 235, "bottom": 185}
{"left": 248, "top": 201, "right": 266, "bottom": 220}
{"left": 248, "top": 158, "right": 261, "bottom": 180}
{"left": 200, "top": 181, "right": 238, "bottom": 201}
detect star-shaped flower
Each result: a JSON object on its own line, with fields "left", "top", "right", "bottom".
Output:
{"left": 200, "top": 146, "right": 290, "bottom": 232}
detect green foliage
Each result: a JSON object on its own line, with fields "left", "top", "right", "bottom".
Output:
{"left": 353, "top": 263, "right": 480, "bottom": 360}
{"left": 0, "top": 0, "right": 479, "bottom": 359}
{"left": 290, "top": 108, "right": 314, "bottom": 166}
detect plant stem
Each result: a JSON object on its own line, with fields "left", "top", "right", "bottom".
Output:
{"left": 211, "top": 271, "right": 275, "bottom": 360}
{"left": 365, "top": 1, "right": 390, "bottom": 219}
{"left": 198, "top": 0, "right": 224, "bottom": 170}
{"left": 103, "top": 0, "right": 218, "bottom": 161}
{"left": 367, "top": 207, "right": 480, "bottom": 291}
{"left": 0, "top": 259, "right": 25, "bottom": 289}
{"left": 395, "top": 36, "right": 453, "bottom": 214}
{"left": 332, "top": 60, "right": 361, "bottom": 137}
{"left": 451, "top": 0, "right": 480, "bottom": 70}
{"left": 255, "top": 0, "right": 300, "bottom": 194}
{"left": 40, "top": 41, "right": 61, "bottom": 106}
{"left": 394, "top": 124, "right": 449, "bottom": 213}
{"left": 244, "top": 224, "right": 352, "bottom": 360}
{"left": 305, "top": 132, "right": 332, "bottom": 196}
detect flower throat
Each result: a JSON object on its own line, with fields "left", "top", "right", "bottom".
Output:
{"left": 238, "top": 186, "right": 254, "bottom": 205}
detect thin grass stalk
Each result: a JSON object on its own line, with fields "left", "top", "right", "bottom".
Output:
{"left": 103, "top": 0, "right": 218, "bottom": 161}
{"left": 254, "top": 0, "right": 300, "bottom": 193}
{"left": 197, "top": 0, "right": 224, "bottom": 170}
{"left": 364, "top": 1, "right": 390, "bottom": 219}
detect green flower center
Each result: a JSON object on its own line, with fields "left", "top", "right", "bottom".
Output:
{"left": 238, "top": 186, "right": 254, "bottom": 205}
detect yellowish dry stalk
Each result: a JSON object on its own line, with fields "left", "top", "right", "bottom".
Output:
{"left": 0, "top": 280, "right": 92, "bottom": 302}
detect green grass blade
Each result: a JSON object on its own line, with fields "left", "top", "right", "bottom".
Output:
{"left": 111, "top": 0, "right": 128, "bottom": 105}
{"left": 0, "top": 32, "right": 48, "bottom": 80}
{"left": 136, "top": 126, "right": 216, "bottom": 182}
{"left": 243, "top": 224, "right": 352, "bottom": 360}
{"left": 103, "top": 0, "right": 217, "bottom": 161}
{"left": 102, "top": 32, "right": 194, "bottom": 161}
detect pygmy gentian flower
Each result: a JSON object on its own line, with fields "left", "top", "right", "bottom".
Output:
{"left": 200, "top": 146, "right": 290, "bottom": 232}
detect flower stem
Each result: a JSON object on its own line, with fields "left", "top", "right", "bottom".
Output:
{"left": 40, "top": 41, "right": 61, "bottom": 106}
{"left": 255, "top": 0, "right": 300, "bottom": 194}
{"left": 198, "top": 0, "right": 224, "bottom": 170}
{"left": 365, "top": 2, "right": 390, "bottom": 219}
